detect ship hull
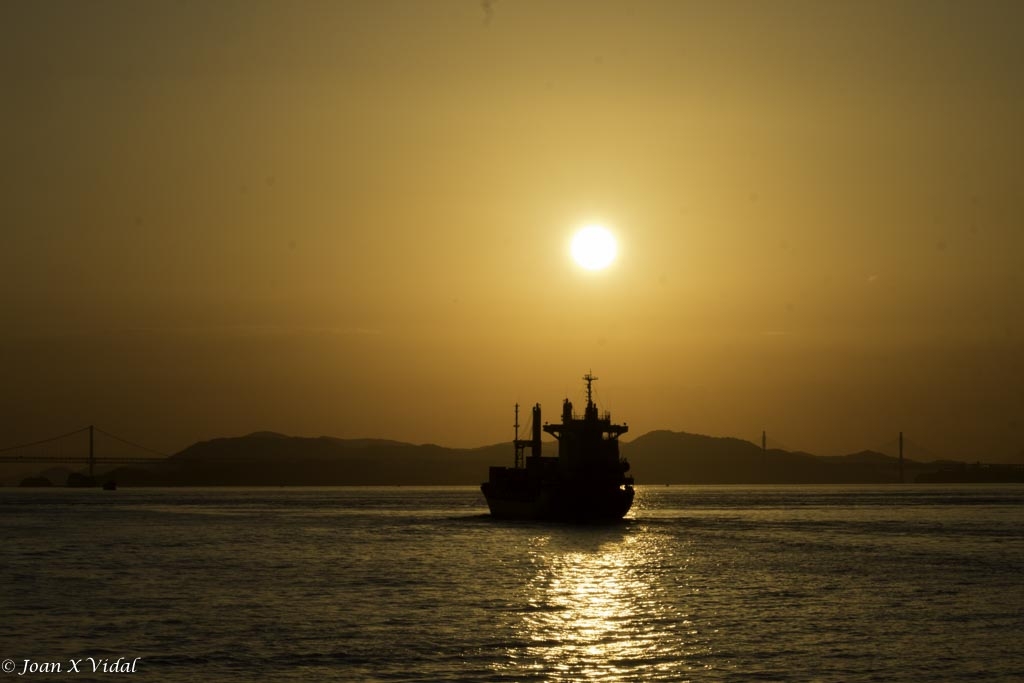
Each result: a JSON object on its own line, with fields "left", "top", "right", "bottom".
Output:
{"left": 481, "top": 482, "right": 634, "bottom": 523}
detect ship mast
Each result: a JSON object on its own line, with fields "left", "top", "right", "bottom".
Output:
{"left": 583, "top": 371, "right": 598, "bottom": 420}
{"left": 514, "top": 403, "right": 523, "bottom": 469}
{"left": 584, "top": 371, "right": 597, "bottom": 406}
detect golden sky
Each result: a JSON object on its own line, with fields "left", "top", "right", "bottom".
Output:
{"left": 2, "top": 1, "right": 1022, "bottom": 461}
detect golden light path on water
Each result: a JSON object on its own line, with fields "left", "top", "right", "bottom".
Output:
{"left": 503, "top": 527, "right": 714, "bottom": 680}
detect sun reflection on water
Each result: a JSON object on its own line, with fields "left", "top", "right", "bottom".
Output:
{"left": 502, "top": 525, "right": 711, "bottom": 681}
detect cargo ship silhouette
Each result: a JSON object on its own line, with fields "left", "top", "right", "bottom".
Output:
{"left": 481, "top": 373, "right": 634, "bottom": 522}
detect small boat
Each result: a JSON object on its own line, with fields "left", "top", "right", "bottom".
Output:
{"left": 481, "top": 373, "right": 634, "bottom": 522}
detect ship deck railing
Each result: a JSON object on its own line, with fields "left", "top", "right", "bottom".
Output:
{"left": 567, "top": 411, "right": 614, "bottom": 422}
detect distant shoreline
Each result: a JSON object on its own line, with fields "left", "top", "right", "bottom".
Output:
{"left": 5, "top": 429, "right": 1023, "bottom": 488}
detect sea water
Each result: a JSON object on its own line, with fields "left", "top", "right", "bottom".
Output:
{"left": 1, "top": 485, "right": 1021, "bottom": 681}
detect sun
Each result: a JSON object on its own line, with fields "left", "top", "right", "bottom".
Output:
{"left": 570, "top": 225, "right": 617, "bottom": 270}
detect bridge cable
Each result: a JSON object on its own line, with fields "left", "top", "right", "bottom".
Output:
{"left": 0, "top": 426, "right": 90, "bottom": 454}
{"left": 93, "top": 427, "right": 169, "bottom": 458}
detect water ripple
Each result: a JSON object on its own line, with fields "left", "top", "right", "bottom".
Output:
{"left": 2, "top": 485, "right": 1022, "bottom": 681}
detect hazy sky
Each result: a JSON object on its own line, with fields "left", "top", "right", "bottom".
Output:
{"left": 2, "top": 0, "right": 1022, "bottom": 461}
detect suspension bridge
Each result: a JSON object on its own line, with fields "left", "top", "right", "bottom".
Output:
{"left": 0, "top": 426, "right": 169, "bottom": 479}
{"left": 757, "top": 430, "right": 935, "bottom": 460}
{"left": 758, "top": 429, "right": 942, "bottom": 483}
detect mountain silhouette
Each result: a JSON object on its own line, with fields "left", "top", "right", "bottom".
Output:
{"left": 67, "top": 428, "right": 1020, "bottom": 487}
{"left": 105, "top": 433, "right": 507, "bottom": 486}
{"left": 624, "top": 430, "right": 912, "bottom": 484}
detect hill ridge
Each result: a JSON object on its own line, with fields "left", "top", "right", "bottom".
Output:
{"left": 98, "top": 429, "right": 1002, "bottom": 486}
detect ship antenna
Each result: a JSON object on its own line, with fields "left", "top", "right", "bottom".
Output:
{"left": 583, "top": 371, "right": 598, "bottom": 408}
